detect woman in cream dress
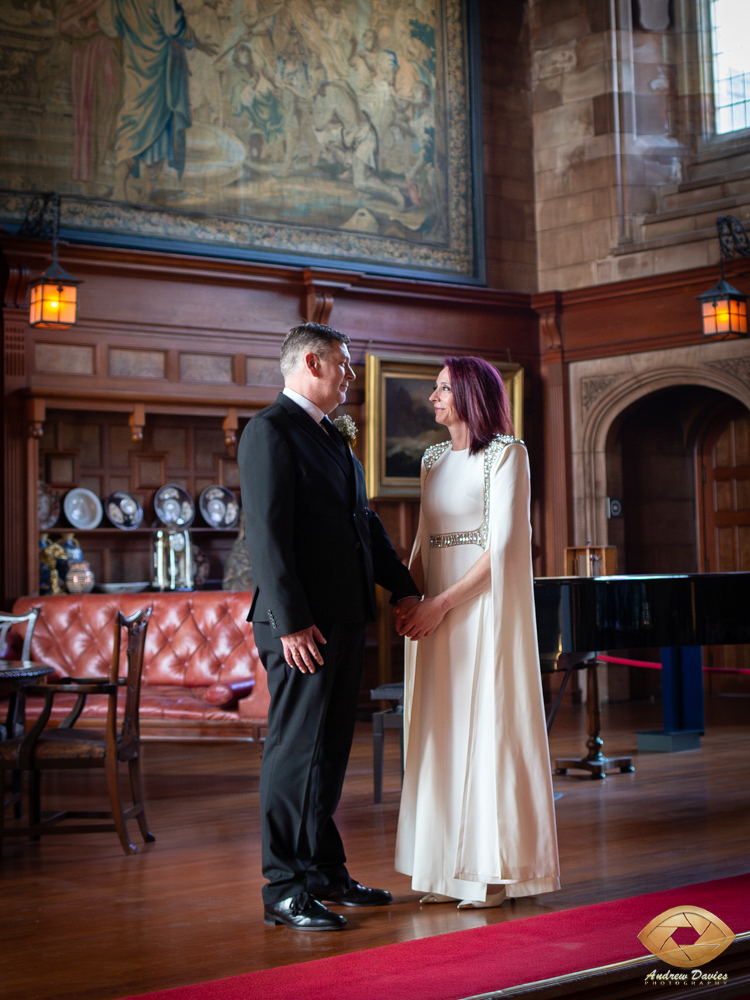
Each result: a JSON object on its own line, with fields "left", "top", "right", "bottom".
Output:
{"left": 395, "top": 357, "right": 560, "bottom": 908}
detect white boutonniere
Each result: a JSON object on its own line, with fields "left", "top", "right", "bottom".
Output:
{"left": 333, "top": 414, "right": 357, "bottom": 447}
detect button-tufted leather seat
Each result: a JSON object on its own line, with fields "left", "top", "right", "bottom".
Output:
{"left": 10, "top": 592, "right": 269, "bottom": 737}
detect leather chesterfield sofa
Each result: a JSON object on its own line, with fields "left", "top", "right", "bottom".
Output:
{"left": 10, "top": 592, "right": 269, "bottom": 740}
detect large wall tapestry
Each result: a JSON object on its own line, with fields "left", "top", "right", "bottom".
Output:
{"left": 0, "top": 0, "right": 483, "bottom": 281}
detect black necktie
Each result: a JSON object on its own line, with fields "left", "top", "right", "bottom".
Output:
{"left": 321, "top": 417, "right": 345, "bottom": 452}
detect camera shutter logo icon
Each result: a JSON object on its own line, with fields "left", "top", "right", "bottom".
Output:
{"left": 638, "top": 906, "right": 735, "bottom": 968}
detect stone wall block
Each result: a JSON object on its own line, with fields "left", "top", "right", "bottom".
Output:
{"left": 485, "top": 86, "right": 535, "bottom": 117}
{"left": 576, "top": 32, "right": 607, "bottom": 67}
{"left": 485, "top": 194, "right": 531, "bottom": 241}
{"left": 539, "top": 260, "right": 597, "bottom": 290}
{"left": 532, "top": 42, "right": 578, "bottom": 81}
{"left": 534, "top": 77, "right": 564, "bottom": 112}
{"left": 593, "top": 184, "right": 617, "bottom": 219}
{"left": 532, "top": 12, "right": 589, "bottom": 50}
{"left": 583, "top": 134, "right": 616, "bottom": 162}
{"left": 562, "top": 63, "right": 608, "bottom": 102}
{"left": 634, "top": 94, "right": 670, "bottom": 136}
{"left": 485, "top": 237, "right": 538, "bottom": 270}
{"left": 483, "top": 141, "right": 535, "bottom": 180}
{"left": 486, "top": 260, "right": 537, "bottom": 293}
{"left": 533, "top": 0, "right": 585, "bottom": 29}
{"left": 631, "top": 31, "right": 665, "bottom": 64}
{"left": 537, "top": 190, "right": 597, "bottom": 231}
{"left": 501, "top": 176, "right": 536, "bottom": 201}
{"left": 566, "top": 155, "right": 614, "bottom": 194}
{"left": 533, "top": 99, "right": 595, "bottom": 149}
{"left": 580, "top": 217, "right": 617, "bottom": 260}
{"left": 536, "top": 168, "right": 569, "bottom": 200}
{"left": 538, "top": 224, "right": 585, "bottom": 270}
{"left": 634, "top": 62, "right": 674, "bottom": 96}
{"left": 626, "top": 184, "right": 657, "bottom": 215}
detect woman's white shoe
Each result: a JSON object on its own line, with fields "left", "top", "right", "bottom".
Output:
{"left": 457, "top": 888, "right": 507, "bottom": 909}
{"left": 419, "top": 893, "right": 460, "bottom": 904}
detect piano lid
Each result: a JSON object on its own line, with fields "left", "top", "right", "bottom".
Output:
{"left": 534, "top": 572, "right": 750, "bottom": 655}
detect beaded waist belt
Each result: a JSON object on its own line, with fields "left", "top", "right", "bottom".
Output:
{"left": 429, "top": 529, "right": 485, "bottom": 549}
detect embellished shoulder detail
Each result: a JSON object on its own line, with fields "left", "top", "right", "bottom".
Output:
{"left": 486, "top": 433, "right": 524, "bottom": 456}
{"left": 422, "top": 440, "right": 452, "bottom": 474}
{"left": 427, "top": 434, "right": 525, "bottom": 552}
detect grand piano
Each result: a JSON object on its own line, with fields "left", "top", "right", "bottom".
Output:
{"left": 534, "top": 571, "right": 750, "bottom": 777}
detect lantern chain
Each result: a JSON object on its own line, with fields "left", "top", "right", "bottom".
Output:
{"left": 18, "top": 192, "right": 61, "bottom": 264}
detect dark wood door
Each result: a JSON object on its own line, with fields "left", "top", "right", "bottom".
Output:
{"left": 698, "top": 402, "right": 750, "bottom": 680}
{"left": 699, "top": 404, "right": 750, "bottom": 573}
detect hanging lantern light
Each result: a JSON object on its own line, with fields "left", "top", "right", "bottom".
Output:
{"left": 697, "top": 216, "right": 749, "bottom": 338}
{"left": 29, "top": 259, "right": 82, "bottom": 330}
{"left": 697, "top": 278, "right": 748, "bottom": 337}
{"left": 20, "top": 193, "right": 82, "bottom": 330}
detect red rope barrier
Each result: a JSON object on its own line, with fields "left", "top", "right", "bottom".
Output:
{"left": 597, "top": 654, "right": 750, "bottom": 675}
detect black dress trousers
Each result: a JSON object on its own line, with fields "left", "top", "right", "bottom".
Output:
{"left": 253, "top": 620, "right": 366, "bottom": 905}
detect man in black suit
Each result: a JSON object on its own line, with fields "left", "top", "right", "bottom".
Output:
{"left": 239, "top": 322, "right": 421, "bottom": 932}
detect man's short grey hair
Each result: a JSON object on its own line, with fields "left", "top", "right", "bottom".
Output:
{"left": 279, "top": 323, "right": 350, "bottom": 379}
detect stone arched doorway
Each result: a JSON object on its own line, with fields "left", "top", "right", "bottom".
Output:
{"left": 604, "top": 385, "right": 733, "bottom": 576}
{"left": 569, "top": 342, "right": 750, "bottom": 552}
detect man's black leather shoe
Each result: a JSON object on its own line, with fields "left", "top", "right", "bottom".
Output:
{"left": 320, "top": 882, "right": 393, "bottom": 906}
{"left": 263, "top": 893, "right": 347, "bottom": 930}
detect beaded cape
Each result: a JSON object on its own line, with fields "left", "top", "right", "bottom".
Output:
{"left": 423, "top": 434, "right": 523, "bottom": 551}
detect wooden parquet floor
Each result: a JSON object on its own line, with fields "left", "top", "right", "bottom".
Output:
{"left": 1, "top": 698, "right": 749, "bottom": 1000}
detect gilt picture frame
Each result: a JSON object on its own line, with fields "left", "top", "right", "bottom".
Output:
{"left": 0, "top": 0, "right": 485, "bottom": 283}
{"left": 365, "top": 351, "right": 523, "bottom": 499}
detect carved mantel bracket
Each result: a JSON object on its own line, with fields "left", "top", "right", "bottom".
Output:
{"left": 223, "top": 407, "right": 239, "bottom": 456}
{"left": 531, "top": 291, "right": 564, "bottom": 356}
{"left": 300, "top": 268, "right": 360, "bottom": 326}
{"left": 129, "top": 403, "right": 145, "bottom": 442}
{"left": 27, "top": 397, "right": 45, "bottom": 438}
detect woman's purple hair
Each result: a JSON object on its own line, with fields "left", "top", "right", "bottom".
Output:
{"left": 444, "top": 356, "right": 514, "bottom": 455}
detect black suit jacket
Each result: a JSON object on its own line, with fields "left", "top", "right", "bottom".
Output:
{"left": 239, "top": 393, "right": 420, "bottom": 637}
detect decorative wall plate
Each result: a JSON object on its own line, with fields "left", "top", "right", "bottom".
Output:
{"left": 38, "top": 481, "right": 60, "bottom": 530}
{"left": 154, "top": 484, "right": 195, "bottom": 528}
{"left": 104, "top": 491, "right": 144, "bottom": 530}
{"left": 98, "top": 582, "right": 150, "bottom": 594}
{"left": 63, "top": 488, "right": 103, "bottom": 530}
{"left": 199, "top": 485, "right": 239, "bottom": 529}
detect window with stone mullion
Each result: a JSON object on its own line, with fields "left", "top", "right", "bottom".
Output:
{"left": 710, "top": 0, "right": 750, "bottom": 134}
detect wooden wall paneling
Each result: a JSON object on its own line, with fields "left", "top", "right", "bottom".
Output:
{"left": 0, "top": 248, "right": 7, "bottom": 607}
{"left": 551, "top": 261, "right": 750, "bottom": 362}
{"left": 3, "top": 397, "right": 27, "bottom": 604}
{"left": 534, "top": 292, "right": 573, "bottom": 576}
{"left": 26, "top": 430, "right": 39, "bottom": 596}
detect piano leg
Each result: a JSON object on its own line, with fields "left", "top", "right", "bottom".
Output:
{"left": 636, "top": 646, "right": 704, "bottom": 752}
{"left": 554, "top": 662, "right": 635, "bottom": 779}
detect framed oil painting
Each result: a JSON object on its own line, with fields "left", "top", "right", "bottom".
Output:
{"left": 0, "top": 0, "right": 484, "bottom": 282}
{"left": 365, "top": 352, "right": 523, "bottom": 499}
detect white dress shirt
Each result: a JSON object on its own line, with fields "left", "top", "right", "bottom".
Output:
{"left": 283, "top": 386, "right": 327, "bottom": 425}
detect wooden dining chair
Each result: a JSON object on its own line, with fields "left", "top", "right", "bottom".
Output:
{"left": 0, "top": 607, "right": 41, "bottom": 740}
{"left": 0, "top": 608, "right": 154, "bottom": 856}
{"left": 1, "top": 607, "right": 41, "bottom": 822}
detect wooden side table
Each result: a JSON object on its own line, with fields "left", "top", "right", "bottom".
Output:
{"left": 1, "top": 662, "right": 56, "bottom": 820}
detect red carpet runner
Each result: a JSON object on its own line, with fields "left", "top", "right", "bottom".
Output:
{"left": 120, "top": 873, "right": 750, "bottom": 1000}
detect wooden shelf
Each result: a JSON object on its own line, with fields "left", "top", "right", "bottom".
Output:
{"left": 44, "top": 527, "right": 239, "bottom": 535}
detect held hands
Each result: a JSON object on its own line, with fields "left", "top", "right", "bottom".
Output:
{"left": 280, "top": 625, "right": 327, "bottom": 673}
{"left": 393, "top": 594, "right": 447, "bottom": 639}
{"left": 397, "top": 596, "right": 447, "bottom": 639}
{"left": 393, "top": 595, "right": 420, "bottom": 636}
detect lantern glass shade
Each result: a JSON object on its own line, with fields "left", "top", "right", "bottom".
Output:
{"left": 29, "top": 266, "right": 80, "bottom": 330}
{"left": 697, "top": 278, "right": 748, "bottom": 337}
